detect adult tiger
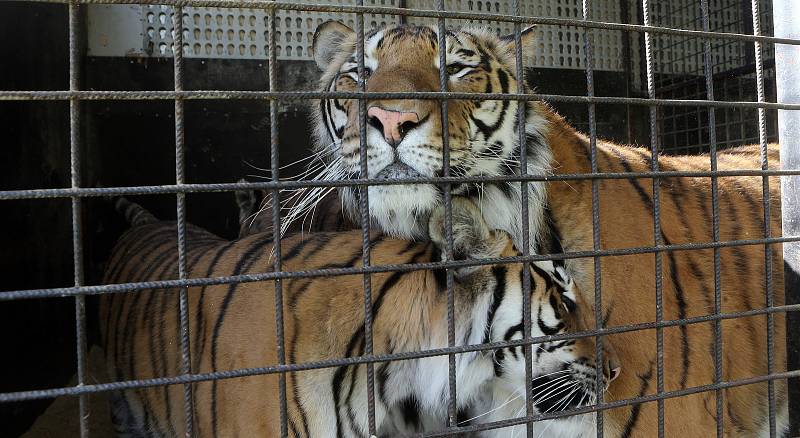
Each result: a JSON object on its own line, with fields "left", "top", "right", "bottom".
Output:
{"left": 306, "top": 21, "right": 787, "bottom": 436}
{"left": 100, "top": 197, "right": 619, "bottom": 437}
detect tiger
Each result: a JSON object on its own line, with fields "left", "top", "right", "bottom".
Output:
{"left": 100, "top": 196, "right": 619, "bottom": 437}
{"left": 303, "top": 21, "right": 788, "bottom": 437}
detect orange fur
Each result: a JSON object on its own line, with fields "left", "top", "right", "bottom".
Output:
{"left": 542, "top": 108, "right": 785, "bottom": 437}
{"left": 309, "top": 20, "right": 786, "bottom": 435}
{"left": 99, "top": 199, "right": 616, "bottom": 437}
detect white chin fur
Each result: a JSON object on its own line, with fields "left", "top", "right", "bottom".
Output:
{"left": 366, "top": 184, "right": 440, "bottom": 239}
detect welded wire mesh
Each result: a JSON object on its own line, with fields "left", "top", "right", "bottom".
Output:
{"left": 652, "top": 0, "right": 779, "bottom": 154}
{"left": 1, "top": 1, "right": 800, "bottom": 437}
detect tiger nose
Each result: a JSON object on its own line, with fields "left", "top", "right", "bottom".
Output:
{"left": 367, "top": 106, "right": 420, "bottom": 147}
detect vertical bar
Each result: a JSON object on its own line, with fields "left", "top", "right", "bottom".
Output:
{"left": 640, "top": 1, "right": 665, "bottom": 436}
{"left": 619, "top": 0, "right": 633, "bottom": 144}
{"left": 353, "top": 2, "right": 378, "bottom": 435}
{"left": 581, "top": 1, "right": 605, "bottom": 437}
{"left": 773, "top": 2, "right": 800, "bottom": 434}
{"left": 171, "top": 7, "right": 194, "bottom": 436}
{"left": 698, "top": 1, "right": 723, "bottom": 436}
{"left": 435, "top": 0, "right": 457, "bottom": 429}
{"left": 750, "top": 0, "right": 776, "bottom": 436}
{"left": 68, "top": 3, "right": 88, "bottom": 437}
{"left": 267, "top": 9, "right": 289, "bottom": 438}
{"left": 397, "top": 0, "right": 407, "bottom": 25}
{"left": 510, "top": 3, "right": 533, "bottom": 436}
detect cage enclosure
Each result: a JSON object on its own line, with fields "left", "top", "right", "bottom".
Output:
{"left": 0, "top": 0, "right": 798, "bottom": 437}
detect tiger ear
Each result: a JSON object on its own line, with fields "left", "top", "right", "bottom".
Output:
{"left": 312, "top": 20, "right": 355, "bottom": 70}
{"left": 499, "top": 25, "right": 537, "bottom": 57}
{"left": 429, "top": 198, "right": 508, "bottom": 277}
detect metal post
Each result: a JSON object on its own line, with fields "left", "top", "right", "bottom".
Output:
{"left": 773, "top": 1, "right": 800, "bottom": 436}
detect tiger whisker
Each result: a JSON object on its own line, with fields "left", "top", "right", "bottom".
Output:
{"left": 534, "top": 385, "right": 581, "bottom": 438}
{"left": 510, "top": 403, "right": 528, "bottom": 438}
{"left": 278, "top": 159, "right": 346, "bottom": 237}
{"left": 244, "top": 148, "right": 334, "bottom": 176}
{"left": 531, "top": 380, "right": 579, "bottom": 410}
{"left": 457, "top": 390, "right": 522, "bottom": 425}
{"left": 253, "top": 160, "right": 341, "bottom": 241}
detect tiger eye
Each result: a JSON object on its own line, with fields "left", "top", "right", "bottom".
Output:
{"left": 446, "top": 65, "right": 462, "bottom": 75}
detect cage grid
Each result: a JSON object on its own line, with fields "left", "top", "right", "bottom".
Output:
{"left": 2, "top": 0, "right": 800, "bottom": 438}
{"left": 651, "top": 0, "right": 779, "bottom": 154}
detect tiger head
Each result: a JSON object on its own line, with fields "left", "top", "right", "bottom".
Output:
{"left": 309, "top": 22, "right": 551, "bottom": 239}
{"left": 427, "top": 198, "right": 619, "bottom": 432}
{"left": 483, "top": 259, "right": 621, "bottom": 434}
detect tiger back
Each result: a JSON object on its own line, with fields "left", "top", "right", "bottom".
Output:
{"left": 100, "top": 197, "right": 618, "bottom": 437}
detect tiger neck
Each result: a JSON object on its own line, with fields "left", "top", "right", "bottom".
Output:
{"left": 537, "top": 105, "right": 600, "bottom": 254}
{"left": 486, "top": 103, "right": 595, "bottom": 255}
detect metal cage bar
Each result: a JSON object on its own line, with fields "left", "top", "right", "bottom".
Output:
{"left": 640, "top": 1, "right": 667, "bottom": 436}
{"left": 750, "top": 0, "right": 777, "bottom": 435}
{"left": 3, "top": 362, "right": 799, "bottom": 431}
{"left": 353, "top": 1, "right": 380, "bottom": 434}
{"left": 267, "top": 7, "right": 291, "bottom": 437}
{"left": 580, "top": 1, "right": 605, "bottom": 437}
{"left": 698, "top": 0, "right": 723, "bottom": 436}
{"left": 4, "top": 236, "right": 800, "bottom": 301}
{"left": 4, "top": 305, "right": 800, "bottom": 396}
{"left": 6, "top": 90, "right": 800, "bottom": 109}
{"left": 433, "top": 0, "right": 459, "bottom": 429}
{"left": 68, "top": 3, "right": 89, "bottom": 438}
{"left": 6, "top": 169, "right": 800, "bottom": 201}
{"left": 511, "top": 0, "right": 535, "bottom": 436}
{"left": 171, "top": 5, "right": 195, "bottom": 435}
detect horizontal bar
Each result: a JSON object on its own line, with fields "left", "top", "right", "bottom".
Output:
{"left": 2, "top": 90, "right": 800, "bottom": 110}
{"left": 19, "top": 0, "right": 800, "bottom": 46}
{"left": 418, "top": 369, "right": 800, "bottom": 437}
{"left": 1, "top": 328, "right": 797, "bottom": 405}
{"left": 2, "top": 169, "right": 799, "bottom": 201}
{"left": 2, "top": 235, "right": 798, "bottom": 301}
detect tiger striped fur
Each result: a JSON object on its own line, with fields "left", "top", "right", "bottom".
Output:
{"left": 100, "top": 197, "right": 618, "bottom": 437}
{"left": 303, "top": 21, "right": 788, "bottom": 437}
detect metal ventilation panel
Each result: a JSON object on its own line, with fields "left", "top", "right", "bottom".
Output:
{"left": 87, "top": 1, "right": 629, "bottom": 71}
{"left": 408, "top": 0, "right": 626, "bottom": 71}
{"left": 88, "top": 2, "right": 401, "bottom": 61}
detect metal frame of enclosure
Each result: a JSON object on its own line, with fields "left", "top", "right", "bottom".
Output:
{"left": 1, "top": 0, "right": 799, "bottom": 437}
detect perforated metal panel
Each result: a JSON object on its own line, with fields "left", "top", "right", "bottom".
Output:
{"left": 88, "top": 1, "right": 771, "bottom": 76}
{"left": 87, "top": 1, "right": 628, "bottom": 71}
{"left": 138, "top": 2, "right": 400, "bottom": 60}
{"left": 407, "top": 0, "right": 626, "bottom": 71}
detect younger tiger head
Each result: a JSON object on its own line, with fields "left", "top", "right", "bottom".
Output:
{"left": 481, "top": 259, "right": 621, "bottom": 435}
{"left": 309, "top": 22, "right": 550, "bottom": 238}
{"left": 427, "top": 198, "right": 619, "bottom": 433}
